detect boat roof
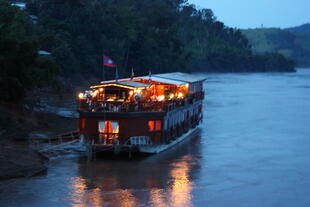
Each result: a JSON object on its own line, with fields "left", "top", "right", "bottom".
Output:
{"left": 100, "top": 72, "right": 206, "bottom": 86}
{"left": 153, "top": 72, "right": 206, "bottom": 83}
{"left": 117, "top": 81, "right": 151, "bottom": 88}
{"left": 135, "top": 76, "right": 187, "bottom": 85}
{"left": 91, "top": 81, "right": 151, "bottom": 89}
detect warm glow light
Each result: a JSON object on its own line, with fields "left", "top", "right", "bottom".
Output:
{"left": 129, "top": 91, "right": 134, "bottom": 95}
{"left": 78, "top": 93, "right": 84, "bottom": 99}
{"left": 91, "top": 90, "right": 98, "bottom": 97}
{"left": 99, "top": 88, "right": 104, "bottom": 92}
{"left": 149, "top": 189, "right": 165, "bottom": 207}
{"left": 169, "top": 157, "right": 193, "bottom": 207}
{"left": 178, "top": 92, "right": 184, "bottom": 98}
{"left": 185, "top": 83, "right": 189, "bottom": 88}
{"left": 136, "top": 89, "right": 142, "bottom": 94}
{"left": 157, "top": 95, "right": 165, "bottom": 101}
{"left": 70, "top": 177, "right": 88, "bottom": 206}
{"left": 169, "top": 93, "right": 175, "bottom": 99}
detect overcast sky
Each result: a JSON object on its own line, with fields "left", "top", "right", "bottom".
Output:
{"left": 189, "top": 0, "right": 310, "bottom": 29}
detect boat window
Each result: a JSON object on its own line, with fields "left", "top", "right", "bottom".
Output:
{"left": 112, "top": 121, "right": 119, "bottom": 133}
{"left": 148, "top": 121, "right": 155, "bottom": 131}
{"left": 148, "top": 120, "right": 162, "bottom": 131}
{"left": 98, "top": 121, "right": 119, "bottom": 134}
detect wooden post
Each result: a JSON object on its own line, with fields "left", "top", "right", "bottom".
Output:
{"left": 87, "top": 143, "right": 93, "bottom": 161}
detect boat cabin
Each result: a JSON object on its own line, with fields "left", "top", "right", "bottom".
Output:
{"left": 78, "top": 72, "right": 205, "bottom": 148}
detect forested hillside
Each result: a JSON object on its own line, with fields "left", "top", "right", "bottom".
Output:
{"left": 0, "top": 0, "right": 296, "bottom": 104}
{"left": 242, "top": 24, "right": 310, "bottom": 67}
{"left": 24, "top": 0, "right": 294, "bottom": 77}
{"left": 286, "top": 23, "right": 310, "bottom": 34}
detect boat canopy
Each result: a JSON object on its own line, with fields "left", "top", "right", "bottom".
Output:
{"left": 78, "top": 72, "right": 205, "bottom": 111}
{"left": 153, "top": 72, "right": 206, "bottom": 83}
{"left": 134, "top": 76, "right": 187, "bottom": 85}
{"left": 91, "top": 81, "right": 151, "bottom": 89}
{"left": 99, "top": 72, "right": 206, "bottom": 86}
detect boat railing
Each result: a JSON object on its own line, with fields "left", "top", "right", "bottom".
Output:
{"left": 79, "top": 100, "right": 182, "bottom": 113}
{"left": 78, "top": 91, "right": 204, "bottom": 113}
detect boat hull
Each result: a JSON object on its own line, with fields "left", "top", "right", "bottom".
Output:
{"left": 85, "top": 124, "right": 201, "bottom": 158}
{"left": 138, "top": 126, "right": 200, "bottom": 154}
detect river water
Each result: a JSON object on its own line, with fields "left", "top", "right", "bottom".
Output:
{"left": 1, "top": 69, "right": 310, "bottom": 207}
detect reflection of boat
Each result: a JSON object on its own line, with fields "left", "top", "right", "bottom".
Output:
{"left": 77, "top": 72, "right": 206, "bottom": 157}
{"left": 73, "top": 131, "right": 202, "bottom": 207}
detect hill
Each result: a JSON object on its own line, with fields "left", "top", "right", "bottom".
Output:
{"left": 242, "top": 24, "right": 310, "bottom": 67}
{"left": 22, "top": 0, "right": 294, "bottom": 77}
{"left": 286, "top": 23, "right": 310, "bottom": 34}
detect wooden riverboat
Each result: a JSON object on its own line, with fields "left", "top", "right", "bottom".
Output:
{"left": 77, "top": 72, "right": 206, "bottom": 157}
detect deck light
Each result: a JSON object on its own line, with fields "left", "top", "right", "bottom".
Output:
{"left": 99, "top": 88, "right": 104, "bottom": 92}
{"left": 78, "top": 93, "right": 84, "bottom": 99}
{"left": 129, "top": 91, "right": 134, "bottom": 95}
{"left": 178, "top": 92, "right": 184, "bottom": 98}
{"left": 157, "top": 95, "right": 165, "bottom": 101}
{"left": 169, "top": 93, "right": 175, "bottom": 99}
{"left": 91, "top": 90, "right": 98, "bottom": 97}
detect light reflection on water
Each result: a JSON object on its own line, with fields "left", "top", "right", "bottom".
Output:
{"left": 69, "top": 168, "right": 139, "bottom": 207}
{"left": 1, "top": 69, "right": 310, "bottom": 207}
{"left": 168, "top": 157, "right": 193, "bottom": 207}
{"left": 68, "top": 142, "right": 200, "bottom": 207}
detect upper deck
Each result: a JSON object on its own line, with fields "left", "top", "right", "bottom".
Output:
{"left": 77, "top": 72, "right": 206, "bottom": 114}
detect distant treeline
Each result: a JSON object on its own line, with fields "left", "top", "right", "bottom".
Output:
{"left": 0, "top": 0, "right": 296, "bottom": 102}
{"left": 242, "top": 24, "right": 310, "bottom": 67}
{"left": 26, "top": 0, "right": 295, "bottom": 77}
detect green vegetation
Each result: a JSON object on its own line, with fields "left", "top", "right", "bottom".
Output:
{"left": 0, "top": 0, "right": 58, "bottom": 103}
{"left": 242, "top": 24, "right": 310, "bottom": 67}
{"left": 24, "top": 0, "right": 294, "bottom": 78}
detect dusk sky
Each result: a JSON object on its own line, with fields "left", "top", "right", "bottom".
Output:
{"left": 189, "top": 0, "right": 310, "bottom": 29}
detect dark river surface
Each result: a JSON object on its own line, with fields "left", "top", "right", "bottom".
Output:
{"left": 1, "top": 69, "right": 310, "bottom": 207}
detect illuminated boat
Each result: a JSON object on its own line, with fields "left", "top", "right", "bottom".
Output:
{"left": 77, "top": 72, "right": 206, "bottom": 157}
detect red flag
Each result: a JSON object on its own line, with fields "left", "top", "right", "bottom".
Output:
{"left": 103, "top": 56, "right": 117, "bottom": 67}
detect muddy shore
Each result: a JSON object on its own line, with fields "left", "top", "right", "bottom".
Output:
{"left": 0, "top": 110, "right": 78, "bottom": 180}
{"left": 0, "top": 143, "right": 48, "bottom": 180}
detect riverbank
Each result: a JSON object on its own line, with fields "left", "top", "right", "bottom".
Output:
{"left": 0, "top": 142, "right": 48, "bottom": 180}
{"left": 0, "top": 105, "right": 78, "bottom": 180}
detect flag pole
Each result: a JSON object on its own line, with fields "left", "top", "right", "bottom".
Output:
{"left": 131, "top": 66, "right": 134, "bottom": 80}
{"left": 102, "top": 55, "right": 105, "bottom": 81}
{"left": 115, "top": 67, "right": 119, "bottom": 82}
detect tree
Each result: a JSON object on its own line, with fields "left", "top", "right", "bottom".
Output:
{"left": 25, "top": 0, "right": 295, "bottom": 79}
{"left": 0, "top": 0, "right": 58, "bottom": 102}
